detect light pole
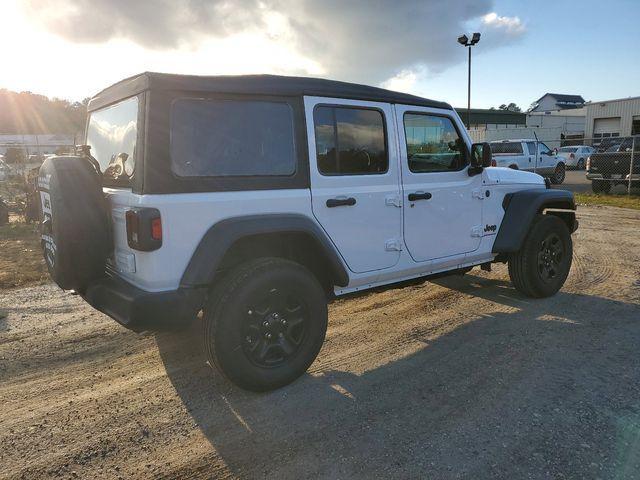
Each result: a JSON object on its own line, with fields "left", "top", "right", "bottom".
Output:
{"left": 457, "top": 32, "right": 481, "bottom": 129}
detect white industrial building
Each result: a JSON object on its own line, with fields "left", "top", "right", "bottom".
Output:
{"left": 469, "top": 104, "right": 586, "bottom": 148}
{"left": 529, "top": 93, "right": 585, "bottom": 113}
{"left": 584, "top": 96, "right": 640, "bottom": 142}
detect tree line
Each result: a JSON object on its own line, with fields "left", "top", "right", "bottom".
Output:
{"left": 0, "top": 89, "right": 88, "bottom": 135}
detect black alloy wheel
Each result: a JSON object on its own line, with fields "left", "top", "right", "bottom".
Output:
{"left": 537, "top": 233, "right": 564, "bottom": 283}
{"left": 242, "top": 287, "right": 308, "bottom": 368}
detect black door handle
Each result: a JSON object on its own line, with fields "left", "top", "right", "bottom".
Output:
{"left": 326, "top": 197, "right": 357, "bottom": 208}
{"left": 408, "top": 192, "right": 432, "bottom": 201}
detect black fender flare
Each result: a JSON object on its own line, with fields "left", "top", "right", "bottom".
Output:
{"left": 180, "top": 214, "right": 349, "bottom": 288}
{"left": 492, "top": 189, "right": 576, "bottom": 253}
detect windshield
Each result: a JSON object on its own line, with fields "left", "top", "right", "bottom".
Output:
{"left": 86, "top": 96, "right": 139, "bottom": 185}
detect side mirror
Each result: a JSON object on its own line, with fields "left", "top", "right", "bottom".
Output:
{"left": 471, "top": 142, "right": 492, "bottom": 168}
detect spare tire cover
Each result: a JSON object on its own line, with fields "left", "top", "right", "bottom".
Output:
{"left": 38, "top": 156, "right": 111, "bottom": 292}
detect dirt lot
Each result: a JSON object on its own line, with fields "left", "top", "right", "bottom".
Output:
{"left": 0, "top": 222, "right": 48, "bottom": 288}
{"left": 1, "top": 205, "right": 639, "bottom": 479}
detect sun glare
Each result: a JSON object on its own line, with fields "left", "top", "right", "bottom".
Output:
{"left": 0, "top": 1, "right": 323, "bottom": 101}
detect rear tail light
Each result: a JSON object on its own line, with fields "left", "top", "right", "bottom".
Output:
{"left": 491, "top": 158, "right": 497, "bottom": 167}
{"left": 126, "top": 208, "right": 162, "bottom": 251}
{"left": 151, "top": 217, "right": 162, "bottom": 241}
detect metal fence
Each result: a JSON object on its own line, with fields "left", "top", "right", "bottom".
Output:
{"left": 0, "top": 142, "right": 78, "bottom": 223}
{"left": 486, "top": 135, "right": 639, "bottom": 195}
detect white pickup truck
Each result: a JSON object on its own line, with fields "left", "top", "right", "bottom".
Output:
{"left": 490, "top": 139, "right": 566, "bottom": 184}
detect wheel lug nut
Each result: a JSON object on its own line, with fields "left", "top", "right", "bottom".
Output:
{"left": 248, "top": 310, "right": 253, "bottom": 315}
{"left": 265, "top": 333, "right": 272, "bottom": 339}
{"left": 281, "top": 319, "right": 287, "bottom": 325}
{"left": 263, "top": 321, "right": 269, "bottom": 327}
{"left": 246, "top": 336, "right": 252, "bottom": 343}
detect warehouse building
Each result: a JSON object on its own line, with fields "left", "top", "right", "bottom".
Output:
{"left": 584, "top": 96, "right": 640, "bottom": 144}
{"left": 0, "top": 134, "right": 75, "bottom": 155}
{"left": 454, "top": 108, "right": 526, "bottom": 129}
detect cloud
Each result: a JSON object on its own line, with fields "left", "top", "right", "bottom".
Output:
{"left": 481, "top": 12, "right": 525, "bottom": 36}
{"left": 21, "top": 0, "right": 526, "bottom": 85}
{"left": 380, "top": 69, "right": 420, "bottom": 94}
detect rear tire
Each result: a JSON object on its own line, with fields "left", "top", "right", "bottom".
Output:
{"left": 508, "top": 214, "right": 572, "bottom": 298}
{"left": 203, "top": 258, "right": 327, "bottom": 392}
{"left": 592, "top": 180, "right": 611, "bottom": 194}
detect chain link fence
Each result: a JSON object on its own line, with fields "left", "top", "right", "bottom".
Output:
{"left": 0, "top": 142, "right": 75, "bottom": 224}
{"left": 487, "top": 135, "right": 639, "bottom": 195}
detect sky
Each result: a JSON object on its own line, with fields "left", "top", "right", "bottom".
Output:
{"left": 1, "top": 0, "right": 638, "bottom": 109}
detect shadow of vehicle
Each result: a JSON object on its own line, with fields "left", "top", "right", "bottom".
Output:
{"left": 155, "top": 274, "right": 640, "bottom": 478}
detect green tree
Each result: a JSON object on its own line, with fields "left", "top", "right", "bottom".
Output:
{"left": 498, "top": 103, "right": 522, "bottom": 112}
{"left": 0, "top": 89, "right": 87, "bottom": 135}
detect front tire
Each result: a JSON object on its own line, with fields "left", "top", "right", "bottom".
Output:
{"left": 550, "top": 163, "right": 566, "bottom": 184}
{"left": 577, "top": 158, "right": 585, "bottom": 170}
{"left": 204, "top": 258, "right": 327, "bottom": 392}
{"left": 508, "top": 214, "right": 572, "bottom": 298}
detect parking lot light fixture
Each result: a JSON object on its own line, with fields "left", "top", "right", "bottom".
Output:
{"left": 458, "top": 32, "right": 481, "bottom": 128}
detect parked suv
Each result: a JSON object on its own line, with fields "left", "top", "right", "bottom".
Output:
{"left": 490, "top": 139, "right": 566, "bottom": 184}
{"left": 38, "top": 73, "right": 577, "bottom": 391}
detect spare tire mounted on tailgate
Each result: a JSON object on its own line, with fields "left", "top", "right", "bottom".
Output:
{"left": 38, "top": 156, "right": 111, "bottom": 292}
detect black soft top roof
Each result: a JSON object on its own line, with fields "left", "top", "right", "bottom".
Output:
{"left": 88, "top": 71, "right": 452, "bottom": 111}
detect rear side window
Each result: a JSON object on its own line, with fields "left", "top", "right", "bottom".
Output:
{"left": 526, "top": 142, "right": 537, "bottom": 155}
{"left": 491, "top": 142, "right": 523, "bottom": 155}
{"left": 403, "top": 113, "right": 467, "bottom": 173}
{"left": 86, "top": 96, "right": 139, "bottom": 183}
{"left": 313, "top": 106, "right": 388, "bottom": 175}
{"left": 171, "top": 99, "right": 296, "bottom": 177}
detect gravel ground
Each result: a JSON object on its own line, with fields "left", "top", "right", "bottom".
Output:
{"left": 1, "top": 205, "right": 639, "bottom": 479}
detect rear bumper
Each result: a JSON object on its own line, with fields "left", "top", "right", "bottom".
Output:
{"left": 83, "top": 275, "right": 206, "bottom": 332}
{"left": 587, "top": 173, "right": 639, "bottom": 181}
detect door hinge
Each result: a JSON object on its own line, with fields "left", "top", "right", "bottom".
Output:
{"left": 385, "top": 239, "right": 403, "bottom": 251}
{"left": 385, "top": 194, "right": 402, "bottom": 208}
{"left": 471, "top": 225, "right": 483, "bottom": 237}
{"left": 472, "top": 189, "right": 485, "bottom": 200}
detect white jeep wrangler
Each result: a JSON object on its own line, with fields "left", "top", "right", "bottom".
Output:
{"left": 38, "top": 73, "right": 577, "bottom": 391}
